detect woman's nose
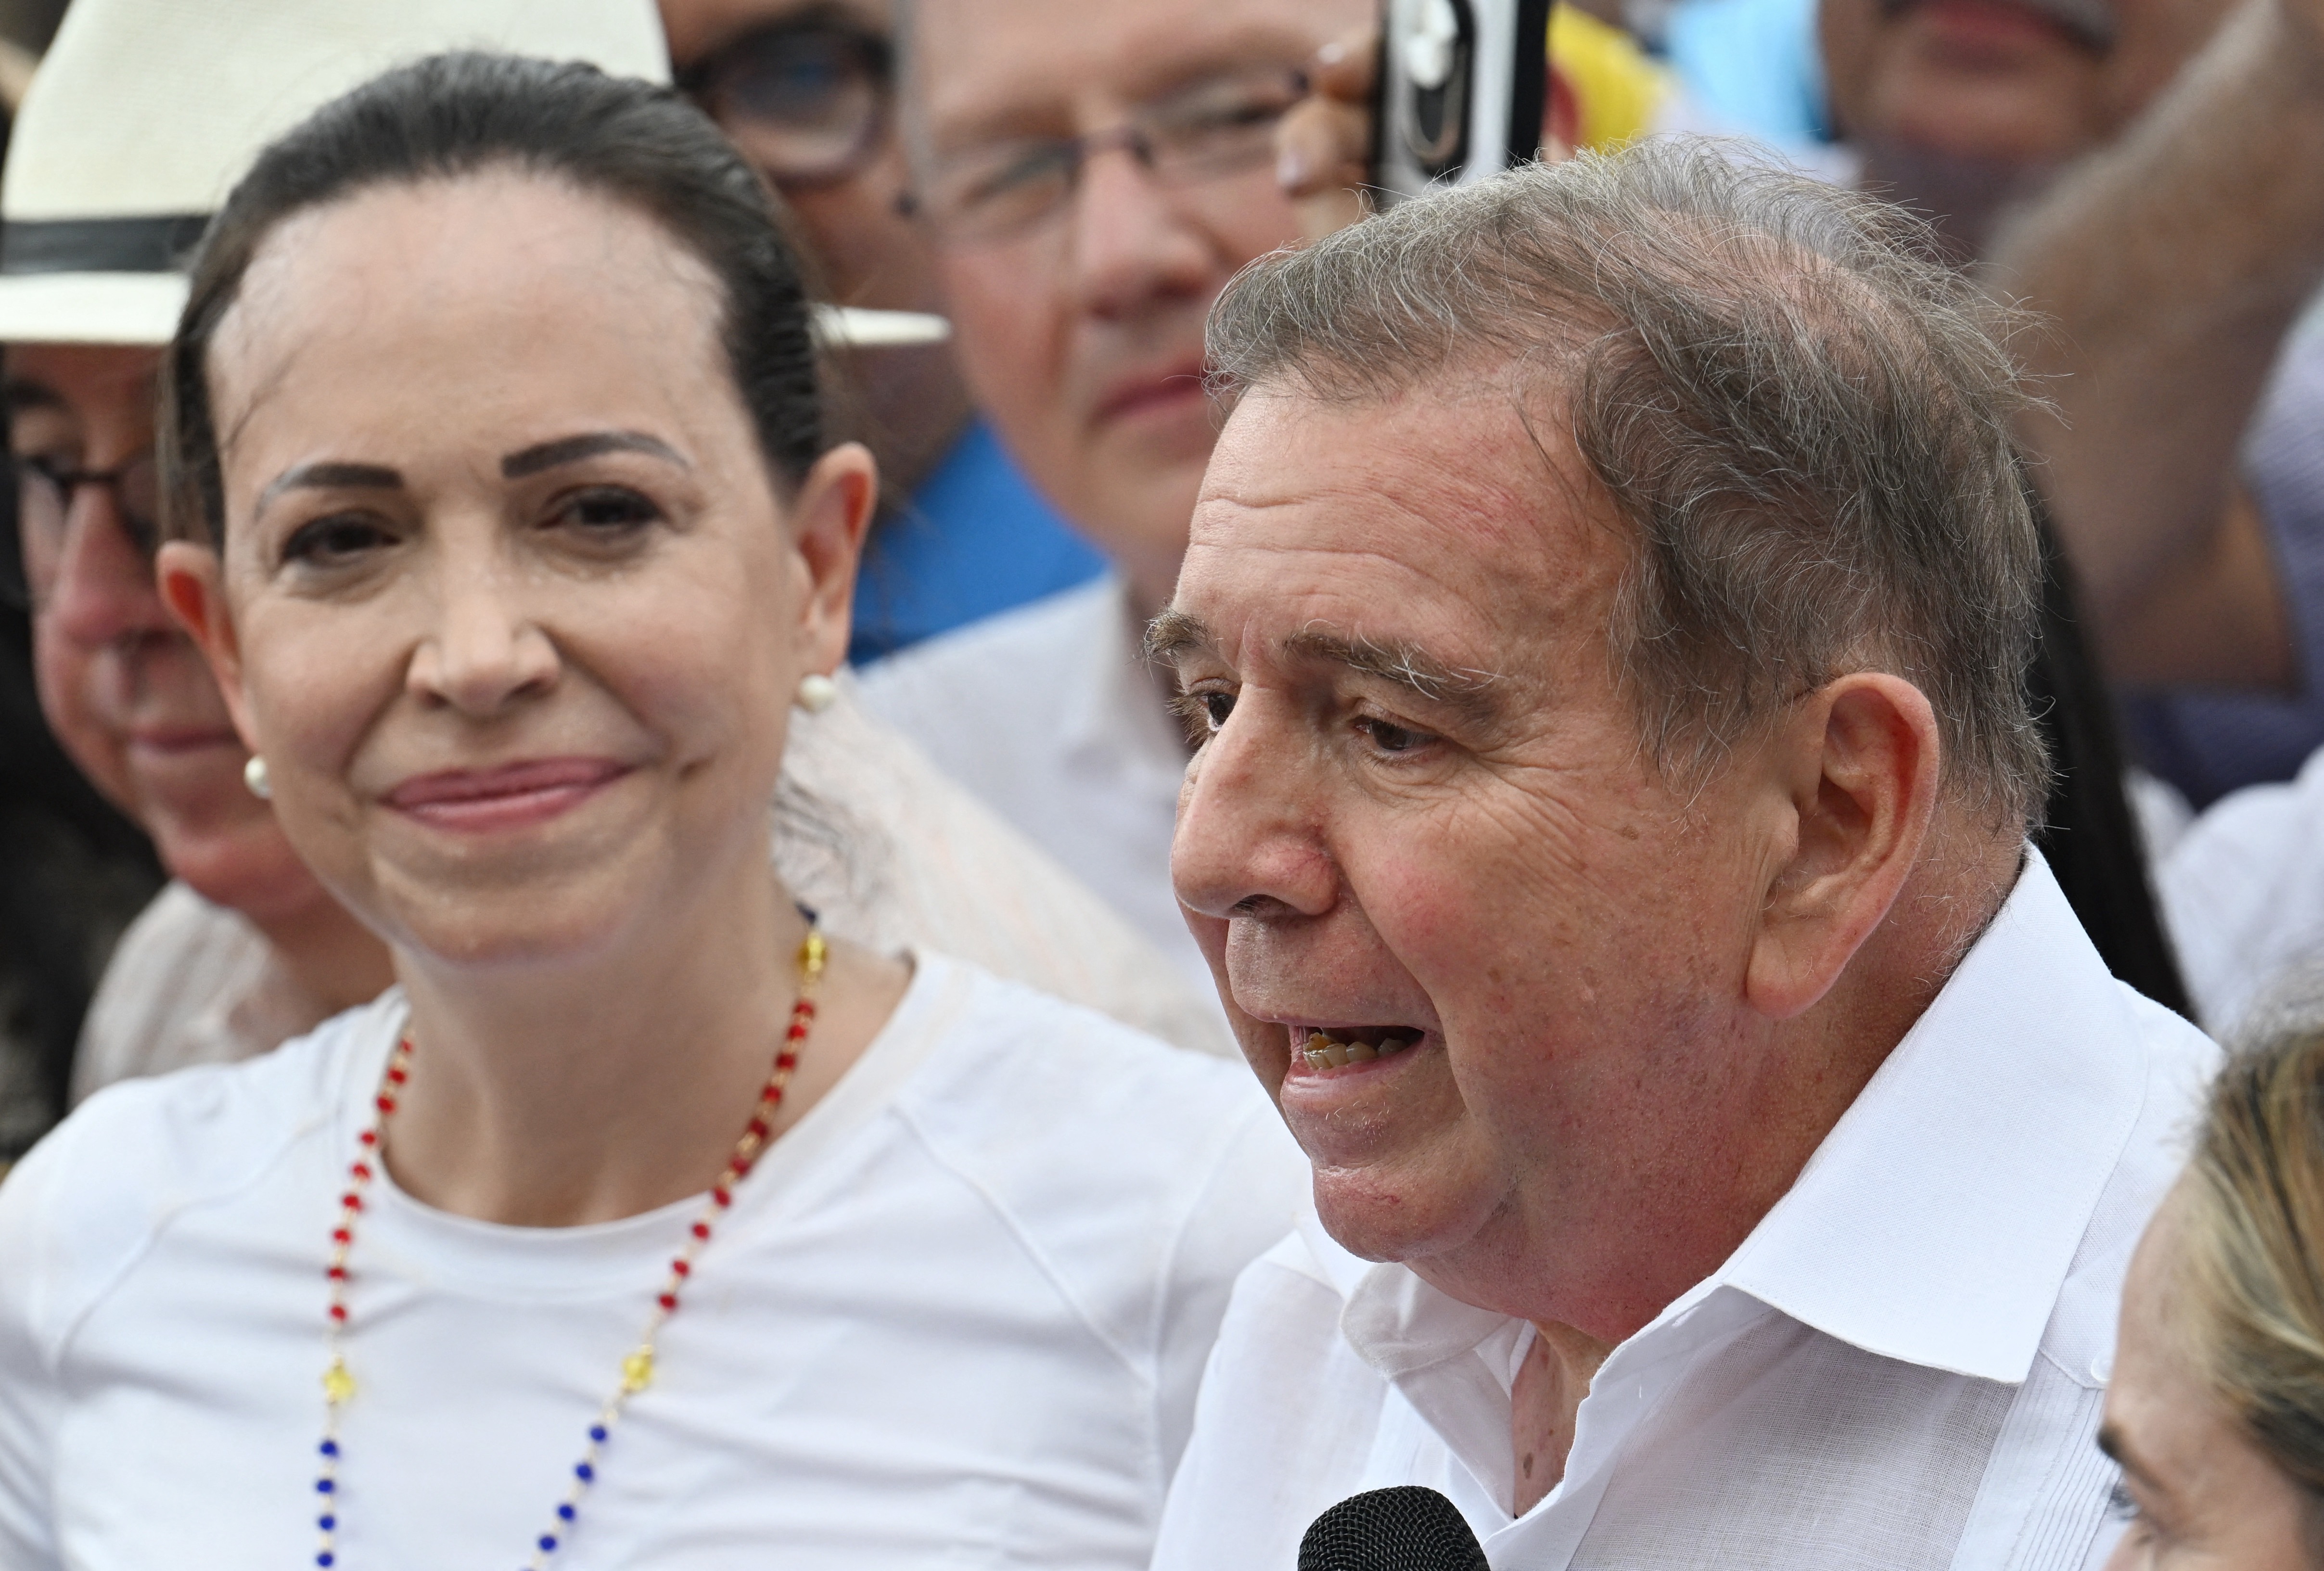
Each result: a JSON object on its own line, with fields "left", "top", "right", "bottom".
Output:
{"left": 41, "top": 489, "right": 175, "bottom": 650}
{"left": 1171, "top": 696, "right": 1339, "bottom": 924}
{"left": 406, "top": 564, "right": 560, "bottom": 715}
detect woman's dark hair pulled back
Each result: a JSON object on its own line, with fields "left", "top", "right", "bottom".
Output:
{"left": 161, "top": 50, "right": 821, "bottom": 546}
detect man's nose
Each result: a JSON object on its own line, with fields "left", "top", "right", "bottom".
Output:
{"left": 41, "top": 488, "right": 175, "bottom": 649}
{"left": 1065, "top": 143, "right": 1216, "bottom": 322}
{"left": 1172, "top": 697, "right": 1340, "bottom": 924}
{"left": 406, "top": 558, "right": 561, "bottom": 716}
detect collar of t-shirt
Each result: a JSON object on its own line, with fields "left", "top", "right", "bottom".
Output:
{"left": 1307, "top": 849, "right": 2152, "bottom": 1519}
{"left": 352, "top": 951, "right": 965, "bottom": 1303}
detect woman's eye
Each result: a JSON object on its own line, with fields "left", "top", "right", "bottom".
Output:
{"left": 1357, "top": 715, "right": 1432, "bottom": 754}
{"left": 555, "top": 486, "right": 662, "bottom": 533}
{"left": 281, "top": 513, "right": 395, "bottom": 566}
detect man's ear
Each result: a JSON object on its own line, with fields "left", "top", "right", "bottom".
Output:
{"left": 1745, "top": 672, "right": 1943, "bottom": 1021}
{"left": 785, "top": 441, "right": 877, "bottom": 678}
{"left": 156, "top": 539, "right": 259, "bottom": 747}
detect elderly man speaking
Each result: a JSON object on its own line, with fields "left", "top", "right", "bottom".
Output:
{"left": 1147, "top": 143, "right": 2218, "bottom": 1570}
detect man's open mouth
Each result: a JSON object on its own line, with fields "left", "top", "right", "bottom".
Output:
{"left": 1294, "top": 1025, "right": 1426, "bottom": 1071}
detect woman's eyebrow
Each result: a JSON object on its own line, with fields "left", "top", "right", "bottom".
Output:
{"left": 257, "top": 461, "right": 403, "bottom": 514}
{"left": 502, "top": 430, "right": 688, "bottom": 479}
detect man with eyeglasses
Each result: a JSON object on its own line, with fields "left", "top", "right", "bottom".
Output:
{"left": 664, "top": 0, "right": 1110, "bottom": 661}
{"left": 856, "top": 0, "right": 1367, "bottom": 999}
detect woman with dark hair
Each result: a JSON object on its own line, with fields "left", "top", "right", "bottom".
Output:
{"left": 0, "top": 52, "right": 1300, "bottom": 1570}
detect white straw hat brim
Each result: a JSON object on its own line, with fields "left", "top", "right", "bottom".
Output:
{"left": 0, "top": 270, "right": 186, "bottom": 346}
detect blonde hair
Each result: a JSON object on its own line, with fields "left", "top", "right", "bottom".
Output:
{"left": 2180, "top": 1014, "right": 2324, "bottom": 1506}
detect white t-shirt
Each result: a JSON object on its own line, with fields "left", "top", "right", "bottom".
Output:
{"left": 0, "top": 953, "right": 1305, "bottom": 1571}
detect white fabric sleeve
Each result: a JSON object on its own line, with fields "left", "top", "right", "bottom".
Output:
{"left": 1150, "top": 1102, "right": 1309, "bottom": 1477}
{"left": 0, "top": 1135, "right": 70, "bottom": 1571}
{"left": 2159, "top": 742, "right": 2324, "bottom": 1032}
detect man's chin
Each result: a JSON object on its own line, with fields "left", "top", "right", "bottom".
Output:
{"left": 1307, "top": 1163, "right": 1495, "bottom": 1267}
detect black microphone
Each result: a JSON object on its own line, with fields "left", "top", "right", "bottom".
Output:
{"left": 1298, "top": 1486, "right": 1490, "bottom": 1571}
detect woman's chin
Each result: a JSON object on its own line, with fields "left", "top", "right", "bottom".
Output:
{"left": 369, "top": 867, "right": 663, "bottom": 976}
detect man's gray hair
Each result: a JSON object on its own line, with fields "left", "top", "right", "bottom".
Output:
{"left": 1207, "top": 138, "right": 2049, "bottom": 825}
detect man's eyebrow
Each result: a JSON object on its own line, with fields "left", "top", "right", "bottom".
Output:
{"left": 502, "top": 430, "right": 688, "bottom": 480}
{"left": 256, "top": 461, "right": 404, "bottom": 515}
{"left": 1283, "top": 626, "right": 1507, "bottom": 724}
{"left": 1144, "top": 607, "right": 1214, "bottom": 664}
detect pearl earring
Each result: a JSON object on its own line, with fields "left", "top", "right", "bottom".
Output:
{"left": 243, "top": 754, "right": 273, "bottom": 800}
{"left": 795, "top": 672, "right": 837, "bottom": 714}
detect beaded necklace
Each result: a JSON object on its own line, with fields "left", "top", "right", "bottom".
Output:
{"left": 312, "top": 925, "right": 828, "bottom": 1570}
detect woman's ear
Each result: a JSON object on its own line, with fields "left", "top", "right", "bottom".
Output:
{"left": 786, "top": 440, "right": 878, "bottom": 677}
{"left": 157, "top": 538, "right": 259, "bottom": 747}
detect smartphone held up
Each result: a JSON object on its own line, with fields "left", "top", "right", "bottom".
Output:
{"left": 1373, "top": 0, "right": 1553, "bottom": 204}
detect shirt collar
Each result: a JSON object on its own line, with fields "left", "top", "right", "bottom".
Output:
{"left": 1715, "top": 849, "right": 2151, "bottom": 1383}
{"left": 1335, "top": 850, "right": 2153, "bottom": 1390}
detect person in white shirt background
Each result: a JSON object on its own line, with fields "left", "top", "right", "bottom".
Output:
{"left": 1145, "top": 144, "right": 2218, "bottom": 1570}
{"left": 0, "top": 0, "right": 1222, "bottom": 1156}
{"left": 853, "top": 0, "right": 1367, "bottom": 1002}
{"left": 0, "top": 50, "right": 1301, "bottom": 1569}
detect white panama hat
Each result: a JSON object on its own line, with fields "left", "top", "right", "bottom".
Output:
{"left": 0, "top": 0, "right": 945, "bottom": 349}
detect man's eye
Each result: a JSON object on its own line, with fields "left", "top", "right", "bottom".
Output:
{"left": 281, "top": 513, "right": 394, "bottom": 566}
{"left": 1357, "top": 716, "right": 1431, "bottom": 754}
{"left": 1169, "top": 688, "right": 1236, "bottom": 746}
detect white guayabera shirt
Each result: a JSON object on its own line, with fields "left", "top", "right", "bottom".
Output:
{"left": 1150, "top": 854, "right": 2219, "bottom": 1571}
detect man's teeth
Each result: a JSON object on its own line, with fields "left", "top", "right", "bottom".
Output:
{"left": 1300, "top": 1028, "right": 1420, "bottom": 1071}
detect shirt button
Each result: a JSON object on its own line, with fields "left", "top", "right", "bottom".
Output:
{"left": 2091, "top": 1352, "right": 2114, "bottom": 1382}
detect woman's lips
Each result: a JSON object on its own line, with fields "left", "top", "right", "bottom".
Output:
{"left": 383, "top": 757, "right": 630, "bottom": 834}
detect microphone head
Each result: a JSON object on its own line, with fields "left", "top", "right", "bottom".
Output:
{"left": 1298, "top": 1486, "right": 1490, "bottom": 1571}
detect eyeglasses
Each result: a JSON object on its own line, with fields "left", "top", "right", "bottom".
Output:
{"left": 5, "top": 451, "right": 163, "bottom": 609}
{"left": 678, "top": 18, "right": 893, "bottom": 190}
{"left": 905, "top": 65, "right": 1309, "bottom": 244}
